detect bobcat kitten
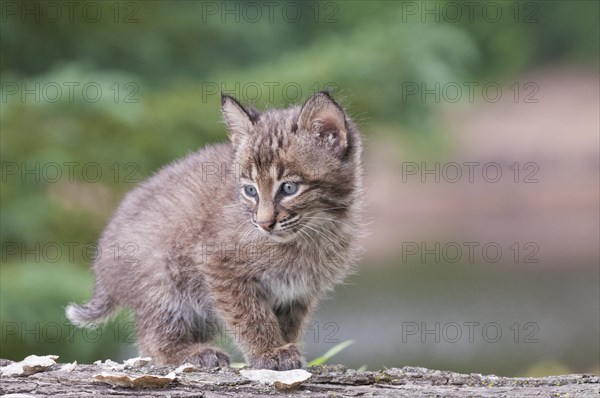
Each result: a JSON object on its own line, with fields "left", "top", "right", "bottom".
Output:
{"left": 66, "top": 91, "right": 363, "bottom": 370}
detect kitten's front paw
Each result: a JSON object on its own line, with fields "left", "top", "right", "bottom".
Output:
{"left": 250, "top": 343, "right": 305, "bottom": 370}
{"left": 186, "top": 347, "right": 230, "bottom": 368}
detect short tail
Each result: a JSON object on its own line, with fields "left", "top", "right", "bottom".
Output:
{"left": 66, "top": 283, "right": 117, "bottom": 327}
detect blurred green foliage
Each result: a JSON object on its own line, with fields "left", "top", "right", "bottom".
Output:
{"left": 1, "top": 0, "right": 598, "bottom": 370}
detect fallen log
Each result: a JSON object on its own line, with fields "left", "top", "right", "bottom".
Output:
{"left": 0, "top": 357, "right": 598, "bottom": 397}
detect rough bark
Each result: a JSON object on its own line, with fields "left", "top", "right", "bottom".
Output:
{"left": 0, "top": 358, "right": 598, "bottom": 397}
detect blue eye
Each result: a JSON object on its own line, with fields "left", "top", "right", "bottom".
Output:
{"left": 281, "top": 181, "right": 298, "bottom": 195}
{"left": 243, "top": 185, "right": 257, "bottom": 197}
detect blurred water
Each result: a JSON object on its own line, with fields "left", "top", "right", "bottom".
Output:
{"left": 307, "top": 260, "right": 599, "bottom": 376}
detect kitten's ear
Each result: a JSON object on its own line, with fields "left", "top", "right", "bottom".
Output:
{"left": 221, "top": 94, "right": 259, "bottom": 146}
{"left": 297, "top": 91, "right": 348, "bottom": 157}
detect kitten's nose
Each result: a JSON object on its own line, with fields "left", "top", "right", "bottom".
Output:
{"left": 258, "top": 220, "right": 276, "bottom": 232}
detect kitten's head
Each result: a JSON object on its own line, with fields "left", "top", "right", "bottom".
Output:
{"left": 221, "top": 91, "right": 362, "bottom": 243}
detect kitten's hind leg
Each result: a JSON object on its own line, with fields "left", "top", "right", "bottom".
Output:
{"left": 136, "top": 314, "right": 230, "bottom": 367}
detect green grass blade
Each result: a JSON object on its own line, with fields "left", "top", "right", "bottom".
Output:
{"left": 308, "top": 339, "right": 355, "bottom": 366}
